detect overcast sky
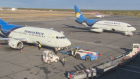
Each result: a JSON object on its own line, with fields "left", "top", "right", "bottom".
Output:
{"left": 0, "top": 0, "right": 140, "bottom": 10}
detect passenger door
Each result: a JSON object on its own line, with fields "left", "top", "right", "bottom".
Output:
{"left": 47, "top": 33, "right": 52, "bottom": 42}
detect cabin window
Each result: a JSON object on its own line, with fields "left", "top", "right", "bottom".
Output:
{"left": 127, "top": 26, "right": 132, "bottom": 27}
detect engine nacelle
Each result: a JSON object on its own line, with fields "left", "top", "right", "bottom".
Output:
{"left": 90, "top": 28, "right": 103, "bottom": 33}
{"left": 8, "top": 39, "right": 23, "bottom": 49}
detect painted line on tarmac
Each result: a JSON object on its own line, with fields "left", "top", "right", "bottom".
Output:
{"left": 118, "top": 68, "right": 140, "bottom": 74}
{"left": 125, "top": 65, "right": 140, "bottom": 70}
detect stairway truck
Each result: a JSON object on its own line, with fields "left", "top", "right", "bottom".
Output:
{"left": 71, "top": 46, "right": 98, "bottom": 61}
{"left": 43, "top": 50, "right": 59, "bottom": 64}
{"left": 67, "top": 68, "right": 96, "bottom": 79}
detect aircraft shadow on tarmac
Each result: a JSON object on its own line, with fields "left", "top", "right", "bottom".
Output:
{"left": 63, "top": 24, "right": 88, "bottom": 30}
{"left": 120, "top": 48, "right": 132, "bottom": 52}
{"left": 63, "top": 24, "right": 123, "bottom": 34}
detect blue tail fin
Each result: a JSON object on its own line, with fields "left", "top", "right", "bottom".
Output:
{"left": 74, "top": 5, "right": 86, "bottom": 23}
{"left": 0, "top": 19, "right": 7, "bottom": 24}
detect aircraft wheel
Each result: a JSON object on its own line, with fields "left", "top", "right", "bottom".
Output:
{"left": 47, "top": 60, "right": 51, "bottom": 64}
{"left": 75, "top": 54, "right": 81, "bottom": 59}
{"left": 112, "top": 29, "right": 115, "bottom": 31}
{"left": 85, "top": 56, "right": 91, "bottom": 61}
{"left": 43, "top": 59, "right": 46, "bottom": 63}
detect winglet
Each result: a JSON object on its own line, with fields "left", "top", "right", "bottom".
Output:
{"left": 74, "top": 5, "right": 86, "bottom": 22}
{"left": 0, "top": 19, "right": 7, "bottom": 24}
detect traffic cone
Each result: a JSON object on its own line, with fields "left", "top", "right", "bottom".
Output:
{"left": 111, "top": 56, "right": 113, "bottom": 60}
{"left": 100, "top": 52, "right": 102, "bottom": 56}
{"left": 118, "top": 63, "right": 121, "bottom": 66}
{"left": 0, "top": 44, "right": 1, "bottom": 46}
{"left": 71, "top": 32, "right": 72, "bottom": 35}
{"left": 21, "top": 49, "right": 23, "bottom": 53}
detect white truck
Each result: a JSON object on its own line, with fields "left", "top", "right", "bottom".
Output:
{"left": 43, "top": 50, "right": 59, "bottom": 64}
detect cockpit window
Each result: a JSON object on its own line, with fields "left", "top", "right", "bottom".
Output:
{"left": 127, "top": 26, "right": 132, "bottom": 27}
{"left": 56, "top": 36, "right": 66, "bottom": 39}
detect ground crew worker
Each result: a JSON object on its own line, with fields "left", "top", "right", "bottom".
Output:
{"left": 36, "top": 41, "right": 41, "bottom": 50}
{"left": 75, "top": 48, "right": 77, "bottom": 53}
{"left": 38, "top": 43, "right": 41, "bottom": 50}
{"left": 55, "top": 47, "right": 58, "bottom": 55}
{"left": 62, "top": 57, "right": 66, "bottom": 66}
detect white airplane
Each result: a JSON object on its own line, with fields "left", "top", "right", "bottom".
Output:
{"left": 0, "top": 19, "right": 71, "bottom": 49}
{"left": 91, "top": 12, "right": 106, "bottom": 18}
{"left": 74, "top": 5, "right": 136, "bottom": 35}
{"left": 95, "top": 14, "right": 104, "bottom": 18}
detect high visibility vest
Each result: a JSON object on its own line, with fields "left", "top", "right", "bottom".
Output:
{"left": 39, "top": 44, "right": 41, "bottom": 47}
{"left": 75, "top": 49, "right": 77, "bottom": 52}
{"left": 63, "top": 58, "right": 66, "bottom": 61}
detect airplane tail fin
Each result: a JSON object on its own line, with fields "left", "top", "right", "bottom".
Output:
{"left": 0, "top": 19, "right": 7, "bottom": 24}
{"left": 74, "top": 5, "right": 86, "bottom": 23}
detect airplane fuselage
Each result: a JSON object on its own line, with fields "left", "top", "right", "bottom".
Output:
{"left": 81, "top": 20, "right": 136, "bottom": 32}
{"left": 0, "top": 24, "right": 71, "bottom": 48}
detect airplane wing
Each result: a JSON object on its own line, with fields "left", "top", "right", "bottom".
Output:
{"left": 0, "top": 38, "right": 27, "bottom": 41}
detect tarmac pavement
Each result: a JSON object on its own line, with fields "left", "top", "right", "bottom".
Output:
{"left": 0, "top": 15, "right": 140, "bottom": 79}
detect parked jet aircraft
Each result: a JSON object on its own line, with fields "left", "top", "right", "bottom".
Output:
{"left": 91, "top": 12, "right": 106, "bottom": 18}
{"left": 0, "top": 19, "right": 71, "bottom": 49}
{"left": 74, "top": 5, "right": 136, "bottom": 35}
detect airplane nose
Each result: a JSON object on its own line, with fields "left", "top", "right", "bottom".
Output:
{"left": 57, "top": 39, "right": 71, "bottom": 47}
{"left": 65, "top": 39, "right": 71, "bottom": 47}
{"left": 134, "top": 27, "right": 136, "bottom": 31}
{"left": 133, "top": 27, "right": 136, "bottom": 31}
{"left": 67, "top": 40, "right": 71, "bottom": 46}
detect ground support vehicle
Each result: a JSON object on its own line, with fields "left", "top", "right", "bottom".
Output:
{"left": 67, "top": 68, "right": 96, "bottom": 79}
{"left": 71, "top": 46, "right": 98, "bottom": 61}
{"left": 66, "top": 44, "right": 140, "bottom": 79}
{"left": 43, "top": 50, "right": 59, "bottom": 64}
{"left": 96, "top": 43, "right": 140, "bottom": 73}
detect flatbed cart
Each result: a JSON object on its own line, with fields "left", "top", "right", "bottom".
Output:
{"left": 67, "top": 68, "right": 96, "bottom": 79}
{"left": 96, "top": 61, "right": 118, "bottom": 74}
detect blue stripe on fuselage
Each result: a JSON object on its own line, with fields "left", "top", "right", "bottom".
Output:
{"left": 76, "top": 19, "right": 99, "bottom": 27}
{"left": 0, "top": 24, "right": 25, "bottom": 36}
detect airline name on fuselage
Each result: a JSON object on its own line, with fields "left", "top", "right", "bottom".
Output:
{"left": 104, "top": 22, "right": 120, "bottom": 25}
{"left": 24, "top": 30, "right": 44, "bottom": 35}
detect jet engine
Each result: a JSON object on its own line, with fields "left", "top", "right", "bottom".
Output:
{"left": 8, "top": 39, "right": 23, "bottom": 49}
{"left": 90, "top": 28, "right": 103, "bottom": 33}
